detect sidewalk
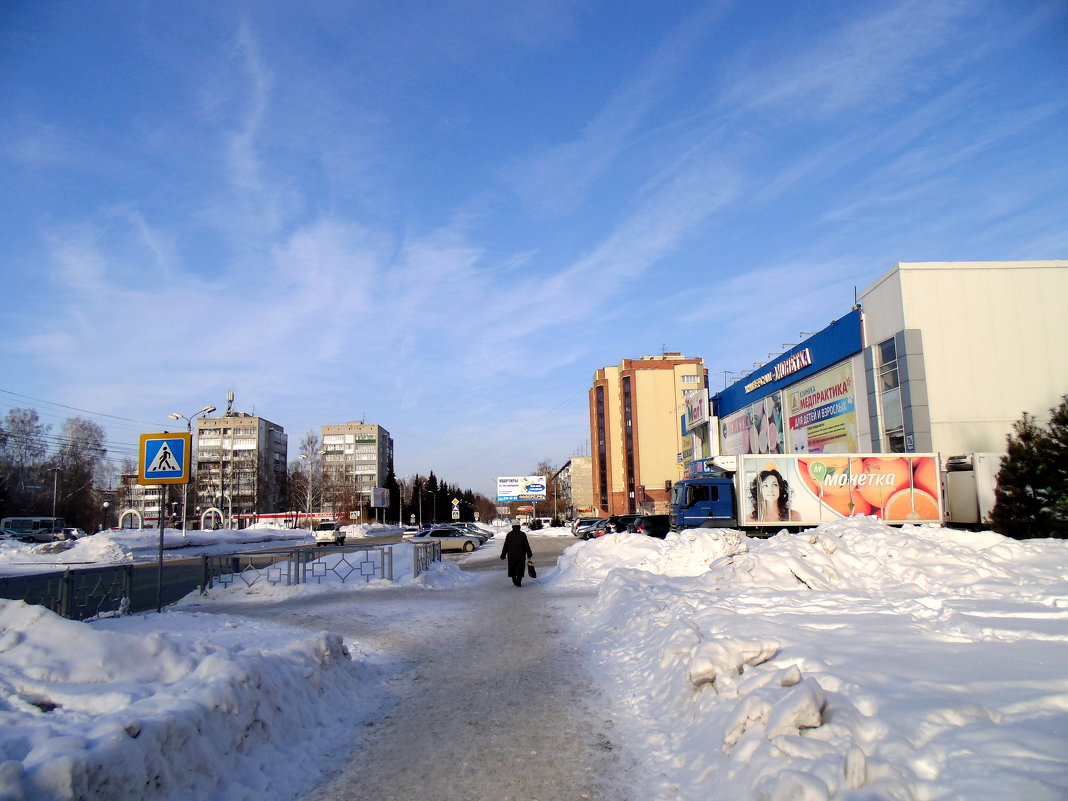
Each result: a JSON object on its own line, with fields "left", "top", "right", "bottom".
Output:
{"left": 232, "top": 538, "right": 638, "bottom": 801}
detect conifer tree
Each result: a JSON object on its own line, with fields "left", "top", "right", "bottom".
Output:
{"left": 990, "top": 411, "right": 1052, "bottom": 538}
{"left": 1044, "top": 396, "right": 1068, "bottom": 532}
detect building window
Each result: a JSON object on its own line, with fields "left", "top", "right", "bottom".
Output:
{"left": 877, "top": 337, "right": 905, "bottom": 453}
{"left": 596, "top": 386, "right": 607, "bottom": 509}
{"left": 681, "top": 374, "right": 699, "bottom": 384}
{"left": 623, "top": 377, "right": 635, "bottom": 513}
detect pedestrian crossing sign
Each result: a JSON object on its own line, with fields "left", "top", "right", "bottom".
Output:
{"left": 138, "top": 433, "right": 192, "bottom": 485}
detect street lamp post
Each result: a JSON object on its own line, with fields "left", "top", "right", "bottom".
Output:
{"left": 51, "top": 467, "right": 60, "bottom": 519}
{"left": 101, "top": 501, "right": 110, "bottom": 532}
{"left": 169, "top": 405, "right": 217, "bottom": 530}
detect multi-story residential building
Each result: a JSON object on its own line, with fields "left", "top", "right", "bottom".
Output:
{"left": 320, "top": 421, "right": 394, "bottom": 521}
{"left": 193, "top": 405, "right": 288, "bottom": 526}
{"left": 552, "top": 456, "right": 594, "bottom": 519}
{"left": 114, "top": 473, "right": 169, "bottom": 528}
{"left": 590, "top": 354, "right": 707, "bottom": 516}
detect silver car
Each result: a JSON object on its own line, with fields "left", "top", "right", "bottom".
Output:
{"left": 409, "top": 526, "right": 482, "bottom": 552}
{"left": 444, "top": 522, "right": 491, "bottom": 541}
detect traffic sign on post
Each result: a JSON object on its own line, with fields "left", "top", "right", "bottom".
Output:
{"left": 138, "top": 433, "right": 191, "bottom": 485}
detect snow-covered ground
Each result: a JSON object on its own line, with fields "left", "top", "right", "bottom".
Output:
{"left": 1, "top": 518, "right": 1066, "bottom": 800}
{"left": 0, "top": 522, "right": 404, "bottom": 576}
{"left": 549, "top": 519, "right": 1068, "bottom": 800}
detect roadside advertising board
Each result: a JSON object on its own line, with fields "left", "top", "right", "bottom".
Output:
{"left": 496, "top": 475, "right": 546, "bottom": 502}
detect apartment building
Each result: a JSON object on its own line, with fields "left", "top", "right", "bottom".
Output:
{"left": 194, "top": 410, "right": 288, "bottom": 525}
{"left": 590, "top": 354, "right": 707, "bottom": 515}
{"left": 114, "top": 474, "right": 168, "bottom": 528}
{"left": 552, "top": 456, "right": 594, "bottom": 518}
{"left": 320, "top": 421, "right": 394, "bottom": 520}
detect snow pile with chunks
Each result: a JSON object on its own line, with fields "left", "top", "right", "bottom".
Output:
{"left": 549, "top": 516, "right": 1068, "bottom": 801}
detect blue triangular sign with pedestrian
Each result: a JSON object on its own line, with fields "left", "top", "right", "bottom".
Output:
{"left": 139, "top": 432, "right": 191, "bottom": 485}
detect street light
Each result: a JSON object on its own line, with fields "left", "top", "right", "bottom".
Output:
{"left": 169, "top": 405, "right": 217, "bottom": 530}
{"left": 51, "top": 467, "right": 60, "bottom": 519}
{"left": 101, "top": 501, "right": 110, "bottom": 532}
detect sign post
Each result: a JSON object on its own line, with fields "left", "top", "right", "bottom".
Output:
{"left": 139, "top": 433, "right": 192, "bottom": 613}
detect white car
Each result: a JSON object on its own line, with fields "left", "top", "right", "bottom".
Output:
{"left": 406, "top": 526, "right": 482, "bottom": 552}
{"left": 313, "top": 521, "right": 346, "bottom": 546}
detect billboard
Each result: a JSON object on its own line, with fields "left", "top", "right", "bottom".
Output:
{"left": 371, "top": 488, "right": 389, "bottom": 508}
{"left": 497, "top": 475, "right": 547, "bottom": 502}
{"left": 684, "top": 388, "right": 709, "bottom": 431}
{"left": 721, "top": 393, "right": 785, "bottom": 456}
{"left": 785, "top": 363, "right": 859, "bottom": 453}
{"left": 739, "top": 454, "right": 942, "bottom": 525}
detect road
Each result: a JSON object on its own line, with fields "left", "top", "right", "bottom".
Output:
{"left": 198, "top": 534, "right": 639, "bottom": 801}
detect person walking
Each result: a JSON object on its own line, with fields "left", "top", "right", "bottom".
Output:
{"left": 500, "top": 521, "right": 533, "bottom": 587}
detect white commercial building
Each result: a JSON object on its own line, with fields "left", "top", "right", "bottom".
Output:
{"left": 699, "top": 260, "right": 1068, "bottom": 466}
{"left": 859, "top": 260, "right": 1068, "bottom": 456}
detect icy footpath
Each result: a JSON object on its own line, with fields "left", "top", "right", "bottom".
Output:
{"left": 552, "top": 519, "right": 1068, "bottom": 801}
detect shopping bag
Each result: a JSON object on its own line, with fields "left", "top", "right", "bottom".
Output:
{"left": 527, "top": 560, "right": 537, "bottom": 578}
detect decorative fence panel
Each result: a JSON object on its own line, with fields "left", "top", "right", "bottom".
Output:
{"left": 0, "top": 541, "right": 441, "bottom": 621}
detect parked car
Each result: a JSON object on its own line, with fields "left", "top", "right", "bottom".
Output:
{"left": 609, "top": 514, "right": 641, "bottom": 533}
{"left": 0, "top": 528, "right": 21, "bottom": 541}
{"left": 313, "top": 521, "right": 346, "bottom": 546}
{"left": 56, "top": 527, "right": 88, "bottom": 541}
{"left": 627, "top": 514, "right": 671, "bottom": 539}
{"left": 409, "top": 526, "right": 482, "bottom": 552}
{"left": 431, "top": 522, "right": 488, "bottom": 543}
{"left": 587, "top": 519, "right": 611, "bottom": 538}
{"left": 572, "top": 518, "right": 602, "bottom": 539}
{"left": 449, "top": 522, "right": 493, "bottom": 540}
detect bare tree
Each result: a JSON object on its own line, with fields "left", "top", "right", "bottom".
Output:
{"left": 0, "top": 409, "right": 51, "bottom": 514}
{"left": 51, "top": 417, "right": 108, "bottom": 528}
{"left": 288, "top": 431, "right": 325, "bottom": 524}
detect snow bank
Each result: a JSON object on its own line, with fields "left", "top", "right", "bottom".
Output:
{"left": 555, "top": 518, "right": 1068, "bottom": 800}
{"left": 0, "top": 599, "right": 384, "bottom": 801}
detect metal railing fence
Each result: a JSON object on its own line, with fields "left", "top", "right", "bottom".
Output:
{"left": 0, "top": 540, "right": 442, "bottom": 620}
{"left": 0, "top": 564, "right": 133, "bottom": 621}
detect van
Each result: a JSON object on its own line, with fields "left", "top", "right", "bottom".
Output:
{"left": 313, "top": 521, "right": 346, "bottom": 546}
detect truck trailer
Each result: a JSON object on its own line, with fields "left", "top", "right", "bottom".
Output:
{"left": 669, "top": 453, "right": 996, "bottom": 534}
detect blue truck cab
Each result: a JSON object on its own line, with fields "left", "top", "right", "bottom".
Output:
{"left": 669, "top": 473, "right": 739, "bottom": 530}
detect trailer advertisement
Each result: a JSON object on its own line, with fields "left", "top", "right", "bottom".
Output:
{"left": 741, "top": 454, "right": 942, "bottom": 525}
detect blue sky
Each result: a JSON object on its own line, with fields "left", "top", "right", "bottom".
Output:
{"left": 2, "top": 0, "right": 1066, "bottom": 496}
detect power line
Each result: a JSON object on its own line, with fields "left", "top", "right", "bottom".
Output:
{"left": 0, "top": 389, "right": 169, "bottom": 429}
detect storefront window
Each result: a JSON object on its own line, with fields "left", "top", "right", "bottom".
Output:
{"left": 877, "top": 337, "right": 905, "bottom": 452}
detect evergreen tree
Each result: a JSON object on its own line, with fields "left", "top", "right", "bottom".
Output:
{"left": 989, "top": 411, "right": 1053, "bottom": 539}
{"left": 1044, "top": 396, "right": 1068, "bottom": 532}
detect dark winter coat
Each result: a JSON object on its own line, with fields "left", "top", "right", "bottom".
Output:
{"left": 500, "top": 525, "right": 533, "bottom": 579}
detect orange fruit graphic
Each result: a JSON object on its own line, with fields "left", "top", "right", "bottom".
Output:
{"left": 913, "top": 458, "right": 938, "bottom": 498}
{"left": 857, "top": 457, "right": 911, "bottom": 508}
{"left": 882, "top": 488, "right": 939, "bottom": 522}
{"left": 799, "top": 457, "right": 865, "bottom": 499}
{"left": 821, "top": 489, "right": 872, "bottom": 518}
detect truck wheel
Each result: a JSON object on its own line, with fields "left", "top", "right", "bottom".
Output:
{"left": 463, "top": 541, "right": 474, "bottom": 552}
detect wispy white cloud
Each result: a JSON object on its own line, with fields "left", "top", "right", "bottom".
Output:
{"left": 502, "top": 1, "right": 728, "bottom": 217}
{"left": 226, "top": 21, "right": 272, "bottom": 194}
{"left": 720, "top": 0, "right": 981, "bottom": 119}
